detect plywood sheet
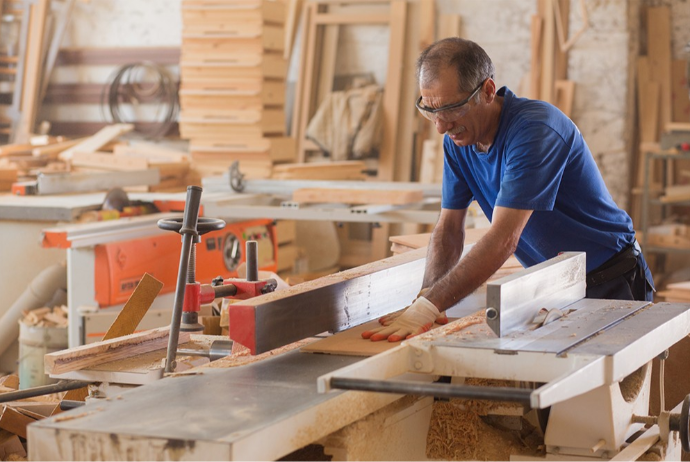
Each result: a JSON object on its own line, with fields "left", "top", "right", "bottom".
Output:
{"left": 301, "top": 319, "right": 452, "bottom": 356}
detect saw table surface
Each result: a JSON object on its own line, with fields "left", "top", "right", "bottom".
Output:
{"left": 29, "top": 350, "right": 421, "bottom": 461}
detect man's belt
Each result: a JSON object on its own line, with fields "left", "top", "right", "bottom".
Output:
{"left": 586, "top": 241, "right": 641, "bottom": 287}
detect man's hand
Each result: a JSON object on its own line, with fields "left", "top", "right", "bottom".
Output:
{"left": 377, "top": 289, "right": 448, "bottom": 326}
{"left": 362, "top": 297, "right": 442, "bottom": 342}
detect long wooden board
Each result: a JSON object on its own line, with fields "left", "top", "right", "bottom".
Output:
{"left": 292, "top": 188, "right": 424, "bottom": 205}
{"left": 44, "top": 327, "right": 189, "bottom": 375}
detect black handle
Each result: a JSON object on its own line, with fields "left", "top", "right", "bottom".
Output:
{"left": 181, "top": 185, "right": 203, "bottom": 236}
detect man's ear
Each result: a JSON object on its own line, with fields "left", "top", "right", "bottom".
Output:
{"left": 483, "top": 78, "right": 497, "bottom": 104}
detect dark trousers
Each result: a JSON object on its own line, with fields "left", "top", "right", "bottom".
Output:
{"left": 585, "top": 241, "right": 655, "bottom": 302}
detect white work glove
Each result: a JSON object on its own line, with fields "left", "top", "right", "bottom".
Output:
{"left": 377, "top": 288, "right": 448, "bottom": 326}
{"left": 362, "top": 297, "right": 442, "bottom": 342}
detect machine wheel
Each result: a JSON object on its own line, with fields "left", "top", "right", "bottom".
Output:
{"left": 681, "top": 394, "right": 690, "bottom": 453}
{"left": 157, "top": 217, "right": 226, "bottom": 235}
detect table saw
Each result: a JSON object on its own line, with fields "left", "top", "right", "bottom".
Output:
{"left": 26, "top": 247, "right": 690, "bottom": 461}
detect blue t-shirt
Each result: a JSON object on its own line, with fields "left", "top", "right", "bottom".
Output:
{"left": 442, "top": 87, "right": 635, "bottom": 272}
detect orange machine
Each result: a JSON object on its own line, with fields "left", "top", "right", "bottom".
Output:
{"left": 93, "top": 218, "right": 277, "bottom": 308}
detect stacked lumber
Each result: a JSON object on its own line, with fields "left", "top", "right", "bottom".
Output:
{"left": 21, "top": 306, "right": 68, "bottom": 328}
{"left": 0, "top": 124, "right": 192, "bottom": 193}
{"left": 179, "top": 0, "right": 294, "bottom": 179}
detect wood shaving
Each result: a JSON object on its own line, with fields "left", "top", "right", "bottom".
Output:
{"left": 426, "top": 378, "right": 544, "bottom": 460}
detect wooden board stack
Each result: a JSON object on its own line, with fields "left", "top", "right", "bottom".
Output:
{"left": 179, "top": 0, "right": 295, "bottom": 179}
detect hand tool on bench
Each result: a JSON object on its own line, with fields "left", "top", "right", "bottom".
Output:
{"left": 160, "top": 186, "right": 277, "bottom": 373}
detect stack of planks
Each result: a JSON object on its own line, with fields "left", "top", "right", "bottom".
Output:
{"left": 179, "top": 0, "right": 295, "bottom": 180}
{"left": 0, "top": 123, "right": 192, "bottom": 193}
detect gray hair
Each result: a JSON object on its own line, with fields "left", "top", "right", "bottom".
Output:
{"left": 416, "top": 38, "right": 495, "bottom": 94}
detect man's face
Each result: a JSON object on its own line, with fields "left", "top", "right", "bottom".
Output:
{"left": 418, "top": 67, "right": 485, "bottom": 147}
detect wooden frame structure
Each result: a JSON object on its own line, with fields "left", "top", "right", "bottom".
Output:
{"left": 291, "top": 0, "right": 407, "bottom": 181}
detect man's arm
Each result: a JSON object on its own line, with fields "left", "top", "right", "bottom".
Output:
{"left": 363, "top": 206, "right": 532, "bottom": 342}
{"left": 425, "top": 206, "right": 532, "bottom": 311}
{"left": 422, "top": 208, "right": 468, "bottom": 288}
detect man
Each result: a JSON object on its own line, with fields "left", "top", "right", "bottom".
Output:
{"left": 363, "top": 37, "right": 654, "bottom": 343}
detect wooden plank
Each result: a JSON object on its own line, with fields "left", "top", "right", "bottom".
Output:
{"left": 295, "top": 3, "right": 318, "bottom": 162}
{"left": 538, "top": 0, "right": 556, "bottom": 104}
{"left": 647, "top": 6, "right": 672, "bottom": 138}
{"left": 55, "top": 47, "right": 180, "bottom": 66}
{"left": 45, "top": 327, "right": 190, "bottom": 375}
{"left": 113, "top": 143, "right": 189, "bottom": 163}
{"left": 101, "top": 273, "right": 164, "bottom": 342}
{"left": 377, "top": 0, "right": 406, "bottom": 181}
{"left": 283, "top": 0, "right": 303, "bottom": 60}
{"left": 0, "top": 405, "right": 36, "bottom": 439}
{"left": 529, "top": 15, "right": 544, "bottom": 100}
{"left": 13, "top": 0, "right": 49, "bottom": 143}
{"left": 71, "top": 152, "right": 150, "bottom": 171}
{"left": 292, "top": 188, "right": 424, "bottom": 205}
{"left": 553, "top": 0, "right": 569, "bottom": 81}
{"left": 554, "top": 79, "right": 575, "bottom": 117}
{"left": 31, "top": 137, "right": 86, "bottom": 159}
{"left": 58, "top": 124, "right": 135, "bottom": 161}
{"left": 671, "top": 59, "right": 690, "bottom": 123}
{"left": 637, "top": 57, "right": 659, "bottom": 144}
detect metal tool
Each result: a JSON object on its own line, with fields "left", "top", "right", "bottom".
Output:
{"left": 160, "top": 186, "right": 277, "bottom": 372}
{"left": 177, "top": 339, "right": 234, "bottom": 362}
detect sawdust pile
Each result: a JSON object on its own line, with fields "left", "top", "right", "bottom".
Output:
{"left": 426, "top": 379, "right": 544, "bottom": 461}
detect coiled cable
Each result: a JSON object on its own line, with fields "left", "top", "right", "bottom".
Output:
{"left": 101, "top": 61, "right": 179, "bottom": 140}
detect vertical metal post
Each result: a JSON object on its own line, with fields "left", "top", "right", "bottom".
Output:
{"left": 245, "top": 241, "right": 259, "bottom": 282}
{"left": 165, "top": 186, "right": 202, "bottom": 373}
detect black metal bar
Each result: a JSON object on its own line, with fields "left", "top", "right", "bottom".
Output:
{"left": 60, "top": 399, "right": 86, "bottom": 411}
{"left": 165, "top": 185, "right": 203, "bottom": 373}
{"left": 329, "top": 378, "right": 533, "bottom": 405}
{"left": 0, "top": 380, "right": 91, "bottom": 404}
{"left": 245, "top": 240, "right": 259, "bottom": 282}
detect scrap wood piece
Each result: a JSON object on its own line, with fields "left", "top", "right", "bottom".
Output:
{"left": 271, "top": 161, "right": 366, "bottom": 180}
{"left": 44, "top": 326, "right": 189, "bottom": 376}
{"left": 292, "top": 187, "right": 424, "bottom": 205}
{"left": 58, "top": 123, "right": 135, "bottom": 161}
{"left": 31, "top": 137, "right": 87, "bottom": 160}
{"left": 0, "top": 430, "right": 26, "bottom": 459}
{"left": 0, "top": 376, "right": 18, "bottom": 391}
{"left": 0, "top": 405, "right": 36, "bottom": 439}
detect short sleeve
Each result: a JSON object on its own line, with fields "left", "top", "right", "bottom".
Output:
{"left": 441, "top": 136, "right": 474, "bottom": 209}
{"left": 496, "top": 122, "right": 570, "bottom": 211}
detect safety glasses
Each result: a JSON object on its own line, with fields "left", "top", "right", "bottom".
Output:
{"left": 415, "top": 79, "right": 486, "bottom": 123}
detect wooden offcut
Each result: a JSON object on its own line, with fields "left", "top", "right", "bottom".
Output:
{"left": 647, "top": 6, "right": 672, "bottom": 138}
{"left": 58, "top": 124, "right": 135, "bottom": 161}
{"left": 292, "top": 188, "right": 424, "bottom": 205}
{"left": 0, "top": 405, "right": 36, "bottom": 439}
{"left": 45, "top": 326, "right": 188, "bottom": 375}
{"left": 101, "top": 273, "right": 163, "bottom": 342}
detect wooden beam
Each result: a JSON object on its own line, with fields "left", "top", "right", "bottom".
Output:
{"left": 13, "top": 0, "right": 49, "bottom": 143}
{"left": 292, "top": 188, "right": 424, "bottom": 205}
{"left": 58, "top": 123, "right": 135, "bottom": 161}
{"left": 647, "top": 6, "right": 672, "bottom": 138}
{"left": 313, "top": 12, "right": 389, "bottom": 24}
{"left": 44, "top": 327, "right": 190, "bottom": 375}
{"left": 55, "top": 47, "right": 180, "bottom": 66}
{"left": 377, "top": 0, "right": 407, "bottom": 181}
{"left": 529, "top": 15, "right": 543, "bottom": 100}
